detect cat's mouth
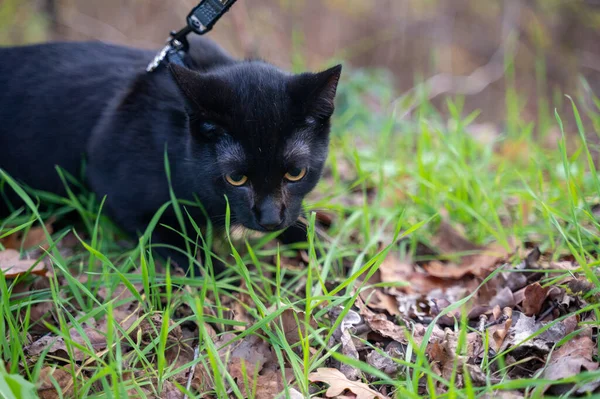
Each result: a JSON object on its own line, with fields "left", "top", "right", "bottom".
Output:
{"left": 229, "top": 222, "right": 289, "bottom": 240}
{"left": 230, "top": 225, "right": 267, "bottom": 240}
{"left": 234, "top": 218, "right": 291, "bottom": 234}
{"left": 252, "top": 222, "right": 287, "bottom": 234}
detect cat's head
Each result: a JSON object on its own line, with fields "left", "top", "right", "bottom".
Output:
{"left": 169, "top": 61, "right": 341, "bottom": 232}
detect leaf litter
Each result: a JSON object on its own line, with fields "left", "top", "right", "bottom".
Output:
{"left": 2, "top": 205, "right": 600, "bottom": 398}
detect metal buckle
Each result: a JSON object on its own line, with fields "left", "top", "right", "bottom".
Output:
{"left": 146, "top": 44, "right": 171, "bottom": 72}
{"left": 146, "top": 36, "right": 187, "bottom": 72}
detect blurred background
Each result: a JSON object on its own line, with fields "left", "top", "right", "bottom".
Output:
{"left": 2, "top": 0, "right": 600, "bottom": 136}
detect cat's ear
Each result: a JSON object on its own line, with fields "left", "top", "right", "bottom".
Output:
{"left": 169, "top": 64, "right": 230, "bottom": 113}
{"left": 169, "top": 64, "right": 230, "bottom": 139}
{"left": 169, "top": 64, "right": 203, "bottom": 107}
{"left": 288, "top": 64, "right": 342, "bottom": 122}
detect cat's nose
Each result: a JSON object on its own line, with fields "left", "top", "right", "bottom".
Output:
{"left": 255, "top": 197, "right": 284, "bottom": 231}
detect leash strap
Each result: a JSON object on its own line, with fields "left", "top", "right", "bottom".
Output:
{"left": 147, "top": 0, "right": 238, "bottom": 72}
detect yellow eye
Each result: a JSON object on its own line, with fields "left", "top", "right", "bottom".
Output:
{"left": 225, "top": 174, "right": 248, "bottom": 186}
{"left": 284, "top": 167, "right": 307, "bottom": 182}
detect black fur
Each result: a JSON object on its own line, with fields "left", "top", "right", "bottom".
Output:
{"left": 0, "top": 37, "right": 341, "bottom": 269}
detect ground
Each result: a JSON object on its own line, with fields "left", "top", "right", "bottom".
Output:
{"left": 1, "top": 69, "right": 600, "bottom": 398}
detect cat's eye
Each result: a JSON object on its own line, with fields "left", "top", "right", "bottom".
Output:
{"left": 225, "top": 173, "right": 248, "bottom": 186}
{"left": 284, "top": 167, "right": 307, "bottom": 182}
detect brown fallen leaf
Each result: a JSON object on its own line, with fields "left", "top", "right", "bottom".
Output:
{"left": 38, "top": 366, "right": 74, "bottom": 399}
{"left": 26, "top": 326, "right": 107, "bottom": 362}
{"left": 275, "top": 387, "right": 305, "bottom": 399}
{"left": 562, "top": 315, "right": 579, "bottom": 336}
{"left": 432, "top": 219, "right": 480, "bottom": 254}
{"left": 360, "top": 288, "right": 400, "bottom": 316}
{"left": 315, "top": 210, "right": 334, "bottom": 227}
{"left": 356, "top": 297, "right": 407, "bottom": 344}
{"left": 508, "top": 312, "right": 567, "bottom": 355}
{"left": 423, "top": 241, "right": 513, "bottom": 279}
{"left": 489, "top": 287, "right": 516, "bottom": 310}
{"left": 543, "top": 335, "right": 598, "bottom": 384}
{"left": 11, "top": 278, "right": 56, "bottom": 334}
{"left": 567, "top": 278, "right": 599, "bottom": 303}
{"left": 521, "top": 283, "right": 548, "bottom": 316}
{"left": 427, "top": 329, "right": 486, "bottom": 393}
{"left": 157, "top": 380, "right": 184, "bottom": 399}
{"left": 488, "top": 308, "right": 513, "bottom": 353}
{"left": 328, "top": 307, "right": 362, "bottom": 380}
{"left": 379, "top": 252, "right": 414, "bottom": 285}
{"left": 133, "top": 313, "right": 182, "bottom": 345}
{"left": 1, "top": 219, "right": 54, "bottom": 251}
{"left": 366, "top": 341, "right": 404, "bottom": 375}
{"left": 220, "top": 335, "right": 294, "bottom": 398}
{"left": 378, "top": 253, "right": 457, "bottom": 295}
{"left": 275, "top": 308, "right": 318, "bottom": 346}
{"left": 96, "top": 280, "right": 143, "bottom": 331}
{"left": 308, "top": 368, "right": 388, "bottom": 399}
{"left": 232, "top": 299, "right": 254, "bottom": 331}
{"left": 0, "top": 249, "right": 47, "bottom": 278}
{"left": 222, "top": 334, "right": 272, "bottom": 382}
{"left": 412, "top": 323, "right": 446, "bottom": 348}
{"left": 248, "top": 368, "right": 295, "bottom": 399}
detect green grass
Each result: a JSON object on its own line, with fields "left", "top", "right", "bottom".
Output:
{"left": 1, "top": 68, "right": 600, "bottom": 398}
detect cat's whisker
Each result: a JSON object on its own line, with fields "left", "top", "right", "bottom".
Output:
{"left": 292, "top": 220, "right": 308, "bottom": 232}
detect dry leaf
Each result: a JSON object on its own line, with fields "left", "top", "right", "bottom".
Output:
{"left": 489, "top": 287, "right": 516, "bottom": 310}
{"left": 329, "top": 307, "right": 362, "bottom": 380}
{"left": 276, "top": 308, "right": 318, "bottom": 346}
{"left": 488, "top": 308, "right": 513, "bottom": 353}
{"left": 158, "top": 380, "right": 184, "bottom": 399}
{"left": 250, "top": 368, "right": 295, "bottom": 399}
{"left": 340, "top": 321, "right": 360, "bottom": 380}
{"left": 427, "top": 329, "right": 485, "bottom": 392}
{"left": 38, "top": 366, "right": 74, "bottom": 399}
{"left": 223, "top": 335, "right": 272, "bottom": 382}
{"left": 0, "top": 249, "right": 47, "bottom": 278}
{"left": 379, "top": 253, "right": 456, "bottom": 295}
{"left": 133, "top": 313, "right": 182, "bottom": 345}
{"left": 275, "top": 387, "right": 305, "bottom": 399}
{"left": 423, "top": 242, "right": 512, "bottom": 279}
{"left": 379, "top": 253, "right": 414, "bottom": 285}
{"left": 427, "top": 217, "right": 515, "bottom": 280}
{"left": 509, "top": 313, "right": 567, "bottom": 355}
{"left": 308, "top": 368, "right": 388, "bottom": 399}
{"left": 522, "top": 283, "right": 548, "bottom": 316}
{"left": 543, "top": 335, "right": 598, "bottom": 381}
{"left": 1, "top": 220, "right": 54, "bottom": 250}
{"left": 11, "top": 278, "right": 56, "bottom": 334}
{"left": 96, "top": 281, "right": 143, "bottom": 331}
{"left": 567, "top": 278, "right": 598, "bottom": 301}
{"left": 432, "top": 219, "right": 480, "bottom": 254}
{"left": 232, "top": 300, "right": 253, "bottom": 331}
{"left": 357, "top": 298, "right": 407, "bottom": 344}
{"left": 26, "top": 326, "right": 107, "bottom": 362}
{"left": 360, "top": 288, "right": 400, "bottom": 316}
{"left": 366, "top": 342, "right": 403, "bottom": 375}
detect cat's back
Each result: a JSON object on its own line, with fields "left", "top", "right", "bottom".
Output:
{"left": 0, "top": 41, "right": 150, "bottom": 113}
{"left": 0, "top": 41, "right": 151, "bottom": 196}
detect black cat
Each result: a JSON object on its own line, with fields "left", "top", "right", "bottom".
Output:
{"left": 0, "top": 37, "right": 341, "bottom": 270}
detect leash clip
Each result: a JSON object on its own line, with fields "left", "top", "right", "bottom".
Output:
{"left": 146, "top": 36, "right": 188, "bottom": 73}
{"left": 146, "top": 0, "right": 237, "bottom": 73}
